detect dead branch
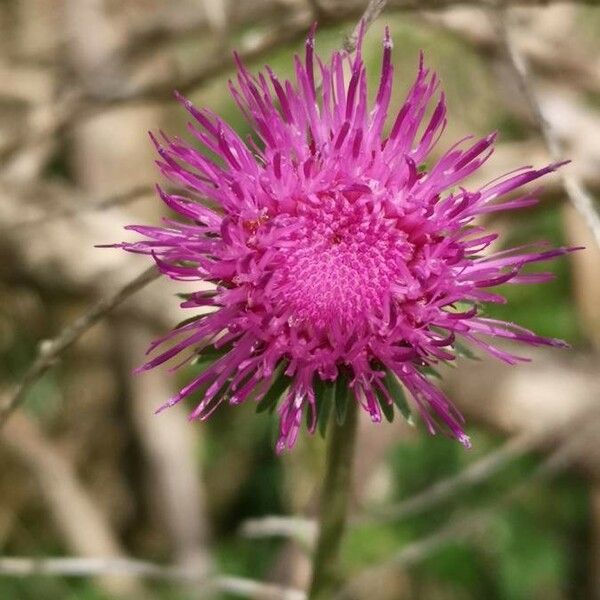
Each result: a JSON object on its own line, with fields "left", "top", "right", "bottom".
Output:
{"left": 1, "top": 413, "right": 142, "bottom": 597}
{"left": 337, "top": 410, "right": 598, "bottom": 599}
{"left": 118, "top": 322, "right": 212, "bottom": 573}
{"left": 494, "top": 7, "right": 600, "bottom": 249}
{"left": 0, "top": 556, "right": 306, "bottom": 600}
{"left": 344, "top": 0, "right": 389, "bottom": 52}
{"left": 240, "top": 412, "right": 585, "bottom": 543}
{"left": 360, "top": 430, "right": 542, "bottom": 524}
{"left": 4, "top": 0, "right": 598, "bottom": 176}
{"left": 0, "top": 266, "right": 159, "bottom": 429}
{"left": 5, "top": 183, "right": 153, "bottom": 231}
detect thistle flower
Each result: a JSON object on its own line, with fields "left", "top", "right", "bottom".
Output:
{"left": 114, "top": 25, "right": 575, "bottom": 452}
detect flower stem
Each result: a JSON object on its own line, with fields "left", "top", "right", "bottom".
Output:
{"left": 308, "top": 400, "right": 359, "bottom": 599}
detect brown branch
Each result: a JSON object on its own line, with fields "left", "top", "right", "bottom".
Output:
{"left": 86, "top": 0, "right": 600, "bottom": 107}
{"left": 0, "top": 556, "right": 305, "bottom": 600}
{"left": 240, "top": 423, "right": 567, "bottom": 543}
{"left": 0, "top": 265, "right": 159, "bottom": 429}
{"left": 494, "top": 8, "right": 600, "bottom": 249}
{"left": 1, "top": 413, "right": 142, "bottom": 597}
{"left": 386, "top": 0, "right": 599, "bottom": 6}
{"left": 344, "top": 0, "right": 389, "bottom": 52}
{"left": 5, "top": 183, "right": 153, "bottom": 231}
{"left": 2, "top": 0, "right": 597, "bottom": 174}
{"left": 118, "top": 322, "right": 213, "bottom": 573}
{"left": 359, "top": 430, "right": 541, "bottom": 524}
{"left": 337, "top": 412, "right": 598, "bottom": 599}
{"left": 83, "top": 12, "right": 312, "bottom": 107}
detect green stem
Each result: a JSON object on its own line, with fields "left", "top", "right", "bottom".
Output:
{"left": 308, "top": 400, "right": 359, "bottom": 600}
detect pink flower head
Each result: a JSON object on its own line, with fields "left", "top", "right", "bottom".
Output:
{"left": 114, "top": 25, "right": 575, "bottom": 452}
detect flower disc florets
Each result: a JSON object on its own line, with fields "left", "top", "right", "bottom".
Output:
{"left": 115, "top": 25, "right": 575, "bottom": 452}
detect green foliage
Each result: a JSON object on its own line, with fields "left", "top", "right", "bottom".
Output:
{"left": 334, "top": 369, "right": 350, "bottom": 425}
{"left": 383, "top": 369, "right": 412, "bottom": 422}
{"left": 483, "top": 204, "right": 582, "bottom": 343}
{"left": 316, "top": 378, "right": 334, "bottom": 438}
{"left": 375, "top": 385, "right": 395, "bottom": 423}
{"left": 0, "top": 579, "right": 113, "bottom": 600}
{"left": 1, "top": 17, "right": 591, "bottom": 600}
{"left": 255, "top": 362, "right": 290, "bottom": 414}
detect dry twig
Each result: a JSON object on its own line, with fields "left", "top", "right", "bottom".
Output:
{"left": 1, "top": 413, "right": 142, "bottom": 597}
{"left": 0, "top": 557, "right": 305, "bottom": 600}
{"left": 360, "top": 430, "right": 540, "bottom": 524}
{"left": 344, "top": 0, "right": 389, "bottom": 52}
{"left": 494, "top": 8, "right": 600, "bottom": 249}
{"left": 336, "top": 413, "right": 596, "bottom": 599}
{"left": 0, "top": 182, "right": 154, "bottom": 234}
{"left": 2, "top": 0, "right": 597, "bottom": 177}
{"left": 0, "top": 266, "right": 159, "bottom": 428}
{"left": 240, "top": 428, "right": 553, "bottom": 543}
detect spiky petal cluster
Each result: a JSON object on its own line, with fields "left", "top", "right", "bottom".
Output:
{"left": 115, "top": 25, "right": 574, "bottom": 452}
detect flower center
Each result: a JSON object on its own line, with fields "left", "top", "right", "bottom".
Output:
{"left": 267, "top": 190, "right": 413, "bottom": 335}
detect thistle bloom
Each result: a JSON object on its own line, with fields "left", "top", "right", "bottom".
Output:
{"left": 114, "top": 25, "right": 574, "bottom": 452}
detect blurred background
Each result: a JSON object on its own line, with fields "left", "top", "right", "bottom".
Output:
{"left": 1, "top": 0, "right": 600, "bottom": 598}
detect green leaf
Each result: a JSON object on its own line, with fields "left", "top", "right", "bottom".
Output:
{"left": 314, "top": 377, "right": 335, "bottom": 438}
{"left": 176, "top": 292, "right": 195, "bottom": 301}
{"left": 334, "top": 369, "right": 351, "bottom": 425}
{"left": 421, "top": 365, "right": 442, "bottom": 380}
{"left": 202, "top": 342, "right": 232, "bottom": 357}
{"left": 384, "top": 370, "right": 412, "bottom": 423}
{"left": 174, "top": 313, "right": 208, "bottom": 330}
{"left": 209, "top": 378, "right": 232, "bottom": 407}
{"left": 374, "top": 386, "right": 395, "bottom": 423}
{"left": 176, "top": 290, "right": 217, "bottom": 302}
{"left": 191, "top": 341, "right": 231, "bottom": 365}
{"left": 454, "top": 341, "right": 480, "bottom": 361}
{"left": 190, "top": 356, "right": 215, "bottom": 371}
{"left": 256, "top": 362, "right": 289, "bottom": 414}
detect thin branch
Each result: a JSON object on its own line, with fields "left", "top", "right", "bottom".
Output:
{"left": 336, "top": 414, "right": 597, "bottom": 599}
{"left": 494, "top": 7, "right": 600, "bottom": 249}
{"left": 3, "top": 0, "right": 597, "bottom": 175}
{"left": 84, "top": 0, "right": 600, "bottom": 106}
{"left": 240, "top": 430, "right": 545, "bottom": 542}
{"left": 387, "top": 414, "right": 591, "bottom": 568}
{"left": 0, "top": 265, "right": 160, "bottom": 429}
{"left": 0, "top": 557, "right": 305, "bottom": 600}
{"left": 387, "top": 0, "right": 599, "bottom": 6}
{"left": 242, "top": 405, "right": 593, "bottom": 544}
{"left": 359, "top": 430, "right": 540, "bottom": 524}
{"left": 6, "top": 183, "right": 154, "bottom": 231}
{"left": 344, "top": 0, "right": 389, "bottom": 52}
{"left": 241, "top": 516, "right": 317, "bottom": 545}
{"left": 85, "top": 12, "right": 311, "bottom": 106}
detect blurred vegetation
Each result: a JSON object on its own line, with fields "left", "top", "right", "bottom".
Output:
{"left": 0, "top": 5, "right": 595, "bottom": 600}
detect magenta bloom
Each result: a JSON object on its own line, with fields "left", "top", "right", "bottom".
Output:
{"left": 115, "top": 26, "right": 574, "bottom": 452}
